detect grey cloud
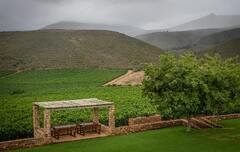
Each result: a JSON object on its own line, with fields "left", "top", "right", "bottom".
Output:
{"left": 0, "top": 0, "right": 240, "bottom": 31}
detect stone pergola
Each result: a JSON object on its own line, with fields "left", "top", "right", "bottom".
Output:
{"left": 33, "top": 98, "right": 115, "bottom": 141}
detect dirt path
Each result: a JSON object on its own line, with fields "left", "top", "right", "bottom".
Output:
{"left": 103, "top": 70, "right": 145, "bottom": 86}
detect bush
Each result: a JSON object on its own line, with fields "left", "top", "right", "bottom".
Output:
{"left": 143, "top": 53, "right": 240, "bottom": 120}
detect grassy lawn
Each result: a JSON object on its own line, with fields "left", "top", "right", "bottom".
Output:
{"left": 0, "top": 69, "right": 157, "bottom": 141}
{"left": 11, "top": 119, "right": 240, "bottom": 152}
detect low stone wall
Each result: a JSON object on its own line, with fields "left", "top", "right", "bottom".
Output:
{"left": 115, "top": 115, "right": 185, "bottom": 135}
{"left": 128, "top": 115, "right": 161, "bottom": 126}
{"left": 114, "top": 125, "right": 131, "bottom": 134}
{"left": 0, "top": 137, "right": 44, "bottom": 151}
{"left": 130, "top": 119, "right": 184, "bottom": 132}
{"left": 115, "top": 113, "right": 240, "bottom": 135}
{"left": 203, "top": 114, "right": 240, "bottom": 120}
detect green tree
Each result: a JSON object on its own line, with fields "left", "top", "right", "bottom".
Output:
{"left": 200, "top": 55, "right": 240, "bottom": 118}
{"left": 143, "top": 53, "right": 240, "bottom": 131}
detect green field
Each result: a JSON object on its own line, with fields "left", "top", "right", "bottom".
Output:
{"left": 0, "top": 69, "right": 157, "bottom": 141}
{"left": 11, "top": 119, "right": 240, "bottom": 152}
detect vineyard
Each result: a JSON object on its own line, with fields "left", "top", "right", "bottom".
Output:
{"left": 0, "top": 69, "right": 157, "bottom": 141}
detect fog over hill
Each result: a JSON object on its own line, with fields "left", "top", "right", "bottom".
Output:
{"left": 136, "top": 28, "right": 240, "bottom": 56}
{"left": 136, "top": 13, "right": 240, "bottom": 51}
{"left": 169, "top": 13, "right": 240, "bottom": 31}
{"left": 43, "top": 21, "right": 146, "bottom": 36}
{"left": 0, "top": 0, "right": 240, "bottom": 70}
{"left": 135, "top": 29, "right": 223, "bottom": 50}
{"left": 43, "top": 14, "right": 240, "bottom": 37}
{"left": 1, "top": 0, "right": 240, "bottom": 32}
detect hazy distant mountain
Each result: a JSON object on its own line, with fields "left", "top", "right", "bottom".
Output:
{"left": 0, "top": 29, "right": 163, "bottom": 70}
{"left": 135, "top": 28, "right": 222, "bottom": 50}
{"left": 169, "top": 13, "right": 240, "bottom": 31}
{"left": 43, "top": 21, "right": 146, "bottom": 36}
{"left": 136, "top": 27, "right": 240, "bottom": 54}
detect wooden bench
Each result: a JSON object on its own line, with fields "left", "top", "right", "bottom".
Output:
{"left": 51, "top": 124, "right": 77, "bottom": 139}
{"left": 77, "top": 122, "right": 101, "bottom": 136}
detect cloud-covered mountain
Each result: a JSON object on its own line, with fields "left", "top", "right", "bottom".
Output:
{"left": 43, "top": 21, "right": 146, "bottom": 36}
{"left": 169, "top": 13, "right": 240, "bottom": 31}
{"left": 136, "top": 13, "right": 240, "bottom": 51}
{"left": 136, "top": 28, "right": 240, "bottom": 54}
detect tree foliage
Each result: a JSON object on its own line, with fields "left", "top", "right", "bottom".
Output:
{"left": 143, "top": 53, "right": 240, "bottom": 119}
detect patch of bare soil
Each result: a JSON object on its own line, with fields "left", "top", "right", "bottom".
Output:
{"left": 103, "top": 70, "right": 144, "bottom": 86}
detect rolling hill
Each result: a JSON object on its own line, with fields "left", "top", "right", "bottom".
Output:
{"left": 198, "top": 38, "right": 240, "bottom": 59}
{"left": 169, "top": 13, "right": 240, "bottom": 31}
{"left": 43, "top": 21, "right": 146, "bottom": 36}
{"left": 0, "top": 29, "right": 163, "bottom": 70}
{"left": 194, "top": 28, "right": 240, "bottom": 50}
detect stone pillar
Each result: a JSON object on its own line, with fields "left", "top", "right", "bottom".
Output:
{"left": 33, "top": 104, "right": 40, "bottom": 138}
{"left": 108, "top": 105, "right": 115, "bottom": 134}
{"left": 92, "top": 107, "right": 99, "bottom": 124}
{"left": 44, "top": 109, "right": 51, "bottom": 138}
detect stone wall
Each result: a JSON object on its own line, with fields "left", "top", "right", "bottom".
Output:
{"left": 115, "top": 115, "right": 185, "bottom": 135}
{"left": 114, "top": 125, "right": 132, "bottom": 134}
{"left": 0, "top": 138, "right": 44, "bottom": 151}
{"left": 115, "top": 113, "right": 240, "bottom": 135}
{"left": 128, "top": 115, "right": 161, "bottom": 126}
{"left": 203, "top": 114, "right": 240, "bottom": 120}
{"left": 131, "top": 119, "right": 184, "bottom": 132}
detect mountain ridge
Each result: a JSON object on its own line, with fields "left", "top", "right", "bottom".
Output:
{"left": 169, "top": 13, "right": 240, "bottom": 31}
{"left": 43, "top": 21, "right": 146, "bottom": 36}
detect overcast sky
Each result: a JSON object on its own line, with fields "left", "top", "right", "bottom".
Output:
{"left": 0, "top": 0, "right": 240, "bottom": 31}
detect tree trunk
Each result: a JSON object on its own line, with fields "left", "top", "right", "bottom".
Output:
{"left": 214, "top": 114, "right": 221, "bottom": 125}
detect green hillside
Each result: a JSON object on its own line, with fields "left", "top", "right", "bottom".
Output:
{"left": 194, "top": 28, "right": 240, "bottom": 50}
{"left": 0, "top": 30, "right": 163, "bottom": 70}
{"left": 199, "top": 38, "right": 240, "bottom": 58}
